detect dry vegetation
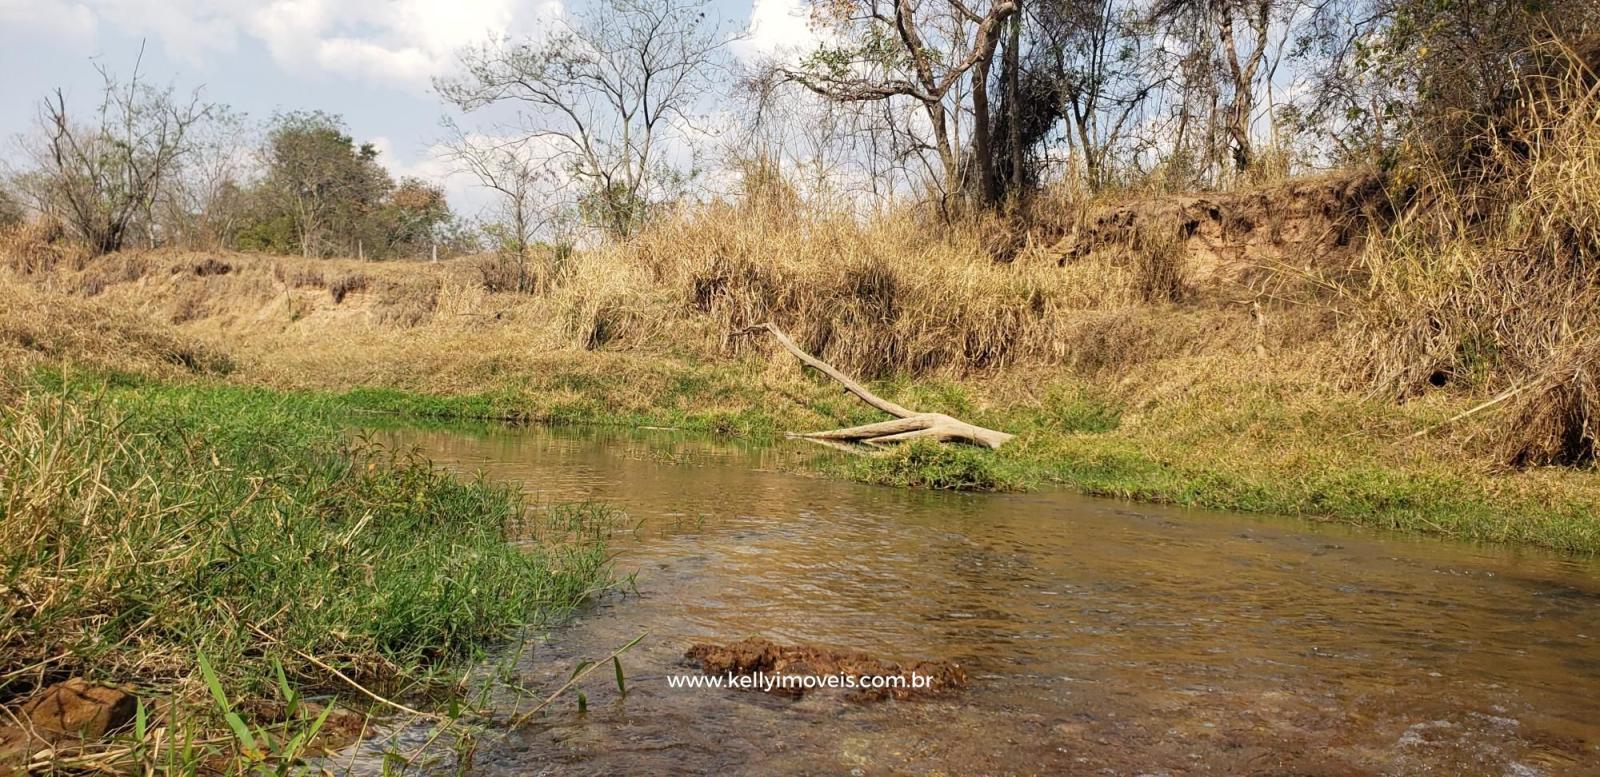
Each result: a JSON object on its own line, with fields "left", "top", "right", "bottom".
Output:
{"left": 3, "top": 49, "right": 1599, "bottom": 555}
{"left": 1347, "top": 40, "right": 1600, "bottom": 467}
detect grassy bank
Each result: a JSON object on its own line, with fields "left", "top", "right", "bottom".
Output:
{"left": 0, "top": 375, "right": 614, "bottom": 771}
{"left": 30, "top": 353, "right": 1598, "bottom": 554}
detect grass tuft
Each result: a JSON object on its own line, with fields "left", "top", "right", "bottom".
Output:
{"left": 837, "top": 440, "right": 1023, "bottom": 492}
{"left": 0, "top": 378, "right": 615, "bottom": 768}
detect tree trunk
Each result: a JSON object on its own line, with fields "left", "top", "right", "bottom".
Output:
{"left": 1005, "top": 6, "right": 1023, "bottom": 198}
{"left": 972, "top": 56, "right": 999, "bottom": 207}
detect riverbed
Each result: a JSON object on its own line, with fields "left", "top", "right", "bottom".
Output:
{"left": 357, "top": 423, "right": 1600, "bottom": 775}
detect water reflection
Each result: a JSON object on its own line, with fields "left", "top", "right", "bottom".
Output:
{"left": 363, "top": 424, "right": 1600, "bottom": 776}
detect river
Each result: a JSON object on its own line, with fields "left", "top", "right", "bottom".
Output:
{"left": 354, "top": 423, "right": 1600, "bottom": 776}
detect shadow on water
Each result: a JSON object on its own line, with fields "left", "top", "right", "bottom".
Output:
{"left": 351, "top": 423, "right": 1600, "bottom": 776}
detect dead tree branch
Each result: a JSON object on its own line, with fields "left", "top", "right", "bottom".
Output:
{"left": 741, "top": 322, "right": 1015, "bottom": 450}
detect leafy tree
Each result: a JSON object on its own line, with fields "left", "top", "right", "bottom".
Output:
{"left": 255, "top": 111, "right": 393, "bottom": 257}
{"left": 366, "top": 178, "right": 454, "bottom": 258}
{"left": 1295, "top": 0, "right": 1600, "bottom": 170}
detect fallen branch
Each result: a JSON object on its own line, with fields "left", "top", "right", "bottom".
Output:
{"left": 507, "top": 632, "right": 647, "bottom": 728}
{"left": 1401, "top": 380, "right": 1540, "bottom": 442}
{"left": 738, "top": 322, "right": 1014, "bottom": 450}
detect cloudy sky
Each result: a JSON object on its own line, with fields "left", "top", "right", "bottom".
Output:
{"left": 0, "top": 0, "right": 820, "bottom": 213}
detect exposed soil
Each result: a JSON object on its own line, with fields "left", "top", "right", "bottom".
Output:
{"left": 685, "top": 637, "right": 966, "bottom": 701}
{"left": 1054, "top": 172, "right": 1396, "bottom": 296}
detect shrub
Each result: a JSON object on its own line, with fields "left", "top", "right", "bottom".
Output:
{"left": 329, "top": 272, "right": 367, "bottom": 303}
{"left": 842, "top": 440, "right": 1022, "bottom": 492}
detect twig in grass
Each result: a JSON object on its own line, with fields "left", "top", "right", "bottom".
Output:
{"left": 246, "top": 623, "right": 439, "bottom": 721}
{"left": 507, "top": 632, "right": 647, "bottom": 729}
{"left": 1401, "top": 381, "right": 1540, "bottom": 442}
{"left": 0, "top": 652, "right": 70, "bottom": 681}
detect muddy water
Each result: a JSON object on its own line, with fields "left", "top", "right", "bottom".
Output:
{"left": 374, "top": 424, "right": 1600, "bottom": 776}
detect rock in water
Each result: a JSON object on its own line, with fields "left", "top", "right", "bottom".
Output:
{"left": 685, "top": 637, "right": 965, "bottom": 701}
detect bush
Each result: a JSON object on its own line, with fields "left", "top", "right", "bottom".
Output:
{"left": 0, "top": 186, "right": 22, "bottom": 228}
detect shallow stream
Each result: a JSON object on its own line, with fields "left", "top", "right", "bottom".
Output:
{"left": 360, "top": 424, "right": 1600, "bottom": 775}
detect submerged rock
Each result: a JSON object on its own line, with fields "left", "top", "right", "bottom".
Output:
{"left": 684, "top": 637, "right": 966, "bottom": 701}
{"left": 239, "top": 697, "right": 368, "bottom": 754}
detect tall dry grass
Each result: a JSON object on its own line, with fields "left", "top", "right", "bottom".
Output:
{"left": 0, "top": 218, "right": 86, "bottom": 276}
{"left": 562, "top": 199, "right": 1226, "bottom": 379}
{"left": 0, "top": 278, "right": 232, "bottom": 377}
{"left": 1345, "top": 40, "right": 1600, "bottom": 466}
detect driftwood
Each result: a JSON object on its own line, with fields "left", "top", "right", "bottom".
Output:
{"left": 740, "top": 322, "right": 1014, "bottom": 450}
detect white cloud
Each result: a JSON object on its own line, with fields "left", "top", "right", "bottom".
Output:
{"left": 1, "top": 0, "right": 557, "bottom": 90}
{"left": 249, "top": 0, "right": 540, "bottom": 89}
{"left": 370, "top": 133, "right": 571, "bottom": 218}
{"left": 90, "top": 0, "right": 247, "bottom": 62}
{"left": 733, "top": 0, "right": 821, "bottom": 63}
{"left": 0, "top": 0, "right": 99, "bottom": 47}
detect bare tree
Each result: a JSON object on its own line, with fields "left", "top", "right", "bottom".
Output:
{"left": 775, "top": 0, "right": 1020, "bottom": 207}
{"left": 439, "top": 0, "right": 737, "bottom": 237}
{"left": 157, "top": 107, "right": 251, "bottom": 248}
{"left": 1153, "top": 0, "right": 1282, "bottom": 175}
{"left": 443, "top": 127, "right": 568, "bottom": 292}
{"left": 1023, "top": 0, "right": 1168, "bottom": 191}
{"left": 27, "top": 50, "right": 211, "bottom": 254}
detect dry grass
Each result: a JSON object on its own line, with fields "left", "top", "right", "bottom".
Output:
{"left": 0, "top": 218, "right": 86, "bottom": 276}
{"left": 328, "top": 271, "right": 368, "bottom": 303}
{"left": 0, "top": 279, "right": 231, "bottom": 379}
{"left": 2, "top": 196, "right": 1254, "bottom": 386}
{"left": 590, "top": 201, "right": 1222, "bottom": 378}
{"left": 1345, "top": 40, "right": 1600, "bottom": 466}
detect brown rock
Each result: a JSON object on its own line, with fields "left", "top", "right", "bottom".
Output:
{"left": 685, "top": 637, "right": 966, "bottom": 701}
{"left": 18, "top": 679, "right": 136, "bottom": 740}
{"left": 0, "top": 726, "right": 39, "bottom": 776}
{"left": 0, "top": 679, "right": 137, "bottom": 774}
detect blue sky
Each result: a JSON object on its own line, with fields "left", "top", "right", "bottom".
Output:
{"left": 0, "top": 0, "right": 817, "bottom": 213}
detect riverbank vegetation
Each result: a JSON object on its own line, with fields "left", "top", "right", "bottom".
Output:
{"left": 6, "top": 0, "right": 1599, "bottom": 770}
{"left": 0, "top": 376, "right": 614, "bottom": 770}
{"left": 0, "top": 9, "right": 1598, "bottom": 759}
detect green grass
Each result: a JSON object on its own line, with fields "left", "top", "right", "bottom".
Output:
{"left": 982, "top": 394, "right": 1600, "bottom": 553}
{"left": 0, "top": 375, "right": 616, "bottom": 770}
{"left": 830, "top": 440, "right": 1024, "bottom": 492}
{"left": 27, "top": 359, "right": 1600, "bottom": 556}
